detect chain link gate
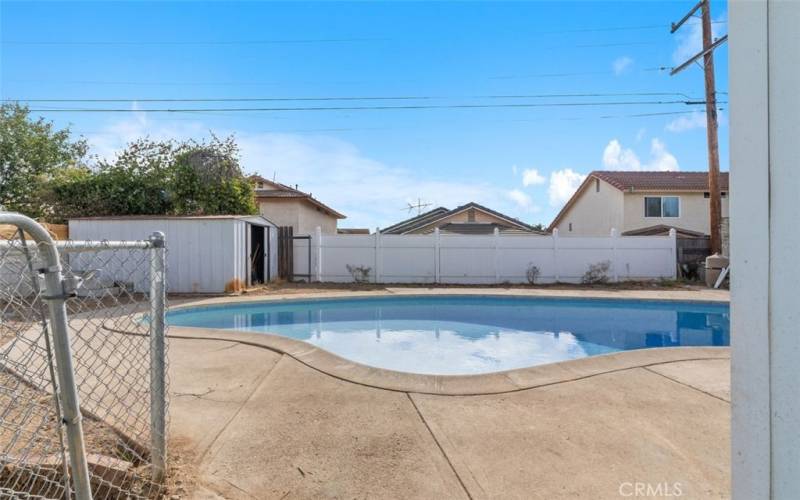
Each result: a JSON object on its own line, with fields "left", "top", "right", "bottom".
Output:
{"left": 0, "top": 213, "right": 168, "bottom": 499}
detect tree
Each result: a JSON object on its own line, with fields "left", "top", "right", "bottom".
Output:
{"left": 170, "top": 135, "right": 257, "bottom": 215}
{"left": 46, "top": 135, "right": 257, "bottom": 220}
{"left": 0, "top": 103, "right": 87, "bottom": 218}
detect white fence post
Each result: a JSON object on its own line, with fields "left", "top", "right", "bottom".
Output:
{"left": 552, "top": 228, "right": 560, "bottom": 282}
{"left": 669, "top": 228, "right": 677, "bottom": 279}
{"left": 374, "top": 228, "right": 382, "bottom": 283}
{"left": 315, "top": 226, "right": 322, "bottom": 282}
{"left": 494, "top": 227, "right": 500, "bottom": 284}
{"left": 434, "top": 228, "right": 441, "bottom": 284}
{"left": 610, "top": 228, "right": 619, "bottom": 282}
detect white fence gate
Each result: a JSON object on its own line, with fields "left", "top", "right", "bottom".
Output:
{"left": 295, "top": 228, "right": 677, "bottom": 284}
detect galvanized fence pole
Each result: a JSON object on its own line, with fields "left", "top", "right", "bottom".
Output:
{"left": 148, "top": 231, "right": 167, "bottom": 483}
{"left": 0, "top": 213, "right": 93, "bottom": 499}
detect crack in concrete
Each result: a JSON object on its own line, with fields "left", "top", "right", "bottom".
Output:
{"left": 406, "top": 392, "right": 474, "bottom": 500}
{"left": 642, "top": 366, "right": 730, "bottom": 404}
{"left": 198, "top": 355, "right": 285, "bottom": 462}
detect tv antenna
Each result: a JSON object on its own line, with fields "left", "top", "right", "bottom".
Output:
{"left": 404, "top": 198, "right": 432, "bottom": 215}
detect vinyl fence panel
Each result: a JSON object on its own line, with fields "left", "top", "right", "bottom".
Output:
{"left": 301, "top": 227, "right": 676, "bottom": 284}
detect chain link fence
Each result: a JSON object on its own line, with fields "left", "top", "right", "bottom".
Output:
{"left": 1, "top": 214, "right": 168, "bottom": 499}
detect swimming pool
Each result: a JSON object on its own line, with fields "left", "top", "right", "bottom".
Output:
{"left": 167, "top": 295, "right": 729, "bottom": 375}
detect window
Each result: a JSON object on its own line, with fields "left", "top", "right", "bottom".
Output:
{"left": 595, "top": 178, "right": 600, "bottom": 192}
{"left": 568, "top": 222, "right": 573, "bottom": 232}
{"left": 644, "top": 196, "right": 680, "bottom": 218}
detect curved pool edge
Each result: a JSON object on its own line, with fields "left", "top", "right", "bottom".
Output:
{"left": 168, "top": 324, "right": 730, "bottom": 396}
{"left": 168, "top": 288, "right": 729, "bottom": 313}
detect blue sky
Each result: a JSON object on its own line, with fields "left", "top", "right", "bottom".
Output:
{"left": 0, "top": 1, "right": 728, "bottom": 229}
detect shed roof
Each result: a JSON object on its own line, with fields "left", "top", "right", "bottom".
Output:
{"left": 69, "top": 215, "right": 276, "bottom": 226}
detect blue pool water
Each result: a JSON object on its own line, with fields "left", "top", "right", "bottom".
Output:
{"left": 167, "top": 296, "right": 729, "bottom": 375}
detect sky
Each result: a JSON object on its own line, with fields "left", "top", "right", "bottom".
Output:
{"left": 0, "top": 1, "right": 729, "bottom": 230}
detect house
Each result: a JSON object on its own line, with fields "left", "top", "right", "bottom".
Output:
{"left": 249, "top": 176, "right": 345, "bottom": 235}
{"left": 381, "top": 202, "right": 545, "bottom": 235}
{"left": 69, "top": 215, "right": 278, "bottom": 293}
{"left": 548, "top": 171, "right": 730, "bottom": 237}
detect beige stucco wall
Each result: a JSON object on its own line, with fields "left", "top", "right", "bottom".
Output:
{"left": 553, "top": 178, "right": 625, "bottom": 236}
{"left": 622, "top": 192, "right": 730, "bottom": 234}
{"left": 407, "top": 208, "right": 517, "bottom": 234}
{"left": 257, "top": 200, "right": 338, "bottom": 235}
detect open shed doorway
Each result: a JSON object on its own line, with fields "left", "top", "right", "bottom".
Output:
{"left": 249, "top": 224, "right": 265, "bottom": 285}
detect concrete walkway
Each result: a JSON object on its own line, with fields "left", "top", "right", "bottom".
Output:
{"left": 169, "top": 338, "right": 730, "bottom": 499}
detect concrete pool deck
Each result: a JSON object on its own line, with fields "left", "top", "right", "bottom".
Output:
{"left": 168, "top": 288, "right": 731, "bottom": 499}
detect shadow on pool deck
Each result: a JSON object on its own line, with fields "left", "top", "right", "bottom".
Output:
{"left": 168, "top": 334, "right": 730, "bottom": 499}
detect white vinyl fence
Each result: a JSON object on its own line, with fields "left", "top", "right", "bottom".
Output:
{"left": 295, "top": 227, "right": 677, "bottom": 284}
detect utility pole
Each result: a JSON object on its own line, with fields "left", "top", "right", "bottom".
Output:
{"left": 670, "top": 0, "right": 727, "bottom": 255}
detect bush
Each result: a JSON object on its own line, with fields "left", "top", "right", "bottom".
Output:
{"left": 525, "top": 263, "right": 540, "bottom": 285}
{"left": 345, "top": 265, "right": 372, "bottom": 284}
{"left": 581, "top": 260, "right": 611, "bottom": 284}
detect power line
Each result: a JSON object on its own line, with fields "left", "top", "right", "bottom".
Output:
{"left": 0, "top": 37, "right": 387, "bottom": 46}
{"left": 26, "top": 100, "right": 721, "bottom": 113}
{"left": 0, "top": 21, "right": 727, "bottom": 46}
{"left": 4, "top": 92, "right": 710, "bottom": 103}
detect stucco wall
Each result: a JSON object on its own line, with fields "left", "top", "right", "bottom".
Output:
{"left": 622, "top": 192, "right": 730, "bottom": 235}
{"left": 553, "top": 178, "right": 625, "bottom": 236}
{"left": 258, "top": 199, "right": 338, "bottom": 235}
{"left": 297, "top": 204, "right": 338, "bottom": 235}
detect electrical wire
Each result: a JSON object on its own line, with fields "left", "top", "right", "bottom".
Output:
{"left": 4, "top": 92, "right": 710, "bottom": 103}
{"left": 26, "top": 100, "right": 722, "bottom": 113}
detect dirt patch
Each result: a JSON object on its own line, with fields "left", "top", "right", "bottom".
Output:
{"left": 0, "top": 369, "right": 190, "bottom": 498}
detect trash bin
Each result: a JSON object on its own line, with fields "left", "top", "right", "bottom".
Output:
{"left": 705, "top": 253, "right": 729, "bottom": 288}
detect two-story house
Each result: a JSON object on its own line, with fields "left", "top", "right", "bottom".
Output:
{"left": 548, "top": 171, "right": 730, "bottom": 237}
{"left": 249, "top": 176, "right": 345, "bottom": 235}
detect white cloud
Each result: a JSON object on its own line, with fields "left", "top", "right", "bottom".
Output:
{"left": 601, "top": 138, "right": 679, "bottom": 172}
{"left": 672, "top": 14, "right": 727, "bottom": 65}
{"left": 612, "top": 56, "right": 634, "bottom": 76}
{"left": 666, "top": 111, "right": 707, "bottom": 132}
{"left": 602, "top": 139, "right": 642, "bottom": 170}
{"left": 508, "top": 189, "right": 532, "bottom": 208}
{"left": 648, "top": 139, "right": 680, "bottom": 171}
{"left": 85, "top": 115, "right": 539, "bottom": 228}
{"left": 548, "top": 169, "right": 587, "bottom": 207}
{"left": 511, "top": 165, "right": 518, "bottom": 175}
{"left": 521, "top": 168, "right": 546, "bottom": 186}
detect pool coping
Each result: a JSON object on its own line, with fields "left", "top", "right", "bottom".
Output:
{"left": 169, "top": 287, "right": 730, "bottom": 312}
{"left": 165, "top": 289, "right": 730, "bottom": 396}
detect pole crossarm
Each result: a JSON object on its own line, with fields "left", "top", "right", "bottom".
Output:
{"left": 671, "top": 0, "right": 705, "bottom": 33}
{"left": 670, "top": 34, "right": 728, "bottom": 75}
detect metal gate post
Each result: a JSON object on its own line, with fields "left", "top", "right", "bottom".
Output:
{"left": 148, "top": 232, "right": 167, "bottom": 483}
{"left": 0, "top": 213, "right": 93, "bottom": 499}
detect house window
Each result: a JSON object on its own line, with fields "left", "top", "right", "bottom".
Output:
{"left": 595, "top": 178, "right": 600, "bottom": 192}
{"left": 644, "top": 196, "right": 680, "bottom": 218}
{"left": 568, "top": 222, "right": 573, "bottom": 232}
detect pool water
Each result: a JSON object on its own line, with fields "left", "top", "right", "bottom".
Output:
{"left": 167, "top": 296, "right": 729, "bottom": 375}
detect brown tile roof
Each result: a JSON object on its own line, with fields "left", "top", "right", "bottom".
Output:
{"left": 592, "top": 171, "right": 729, "bottom": 192}
{"left": 250, "top": 176, "right": 346, "bottom": 219}
{"left": 548, "top": 170, "right": 729, "bottom": 231}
